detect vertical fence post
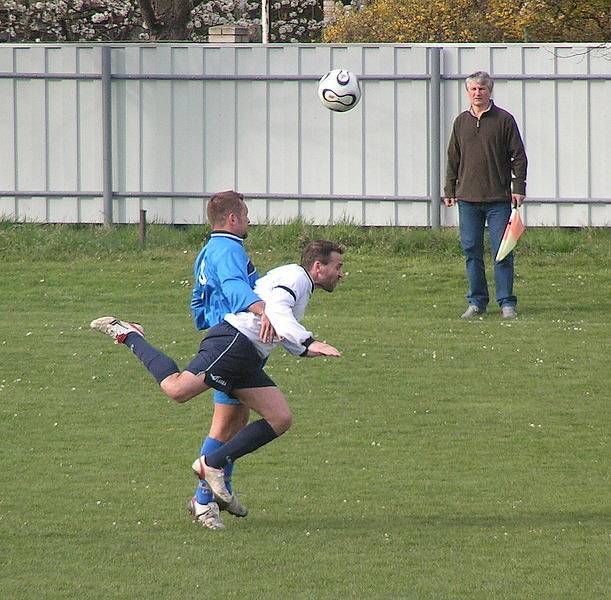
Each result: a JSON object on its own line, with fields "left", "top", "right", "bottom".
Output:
{"left": 139, "top": 209, "right": 147, "bottom": 245}
{"left": 429, "top": 47, "right": 441, "bottom": 230}
{"left": 101, "top": 45, "right": 113, "bottom": 227}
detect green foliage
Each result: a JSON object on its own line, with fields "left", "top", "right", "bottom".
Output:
{"left": 0, "top": 226, "right": 608, "bottom": 599}
{"left": 1, "top": 221, "right": 609, "bottom": 262}
{"left": 324, "top": 0, "right": 611, "bottom": 43}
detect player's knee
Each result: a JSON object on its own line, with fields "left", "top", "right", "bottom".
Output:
{"left": 160, "top": 379, "right": 191, "bottom": 403}
{"left": 270, "top": 409, "right": 292, "bottom": 435}
{"left": 461, "top": 239, "right": 479, "bottom": 256}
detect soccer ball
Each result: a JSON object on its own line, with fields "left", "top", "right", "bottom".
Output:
{"left": 317, "top": 69, "right": 361, "bottom": 112}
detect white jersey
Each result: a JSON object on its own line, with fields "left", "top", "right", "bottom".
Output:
{"left": 224, "top": 263, "right": 315, "bottom": 358}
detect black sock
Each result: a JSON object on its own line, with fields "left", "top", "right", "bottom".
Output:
{"left": 205, "top": 419, "right": 278, "bottom": 468}
{"left": 124, "top": 332, "right": 180, "bottom": 384}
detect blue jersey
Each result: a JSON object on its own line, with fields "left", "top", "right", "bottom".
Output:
{"left": 190, "top": 231, "right": 260, "bottom": 331}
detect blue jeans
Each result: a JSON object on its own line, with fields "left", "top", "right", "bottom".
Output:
{"left": 458, "top": 200, "right": 516, "bottom": 309}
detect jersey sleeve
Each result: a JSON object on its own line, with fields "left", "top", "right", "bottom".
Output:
{"left": 190, "top": 249, "right": 209, "bottom": 330}
{"left": 280, "top": 338, "right": 313, "bottom": 357}
{"left": 444, "top": 117, "right": 461, "bottom": 198}
{"left": 264, "top": 285, "right": 314, "bottom": 354}
{"left": 190, "top": 289, "right": 205, "bottom": 325}
{"left": 507, "top": 115, "right": 527, "bottom": 195}
{"left": 217, "top": 247, "right": 261, "bottom": 314}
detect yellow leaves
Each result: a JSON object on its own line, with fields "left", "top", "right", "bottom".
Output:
{"left": 323, "top": 0, "right": 611, "bottom": 43}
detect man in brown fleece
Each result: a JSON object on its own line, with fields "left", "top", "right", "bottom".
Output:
{"left": 444, "top": 71, "right": 527, "bottom": 320}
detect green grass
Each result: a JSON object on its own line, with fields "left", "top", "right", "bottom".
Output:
{"left": 0, "top": 224, "right": 609, "bottom": 599}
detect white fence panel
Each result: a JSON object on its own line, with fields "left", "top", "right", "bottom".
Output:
{"left": 301, "top": 80, "right": 331, "bottom": 196}
{"left": 0, "top": 42, "right": 609, "bottom": 226}
{"left": 590, "top": 81, "right": 611, "bottom": 199}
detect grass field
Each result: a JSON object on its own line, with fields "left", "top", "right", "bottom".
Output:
{"left": 0, "top": 223, "right": 609, "bottom": 599}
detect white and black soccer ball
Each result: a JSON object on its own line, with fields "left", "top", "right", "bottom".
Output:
{"left": 317, "top": 69, "right": 361, "bottom": 112}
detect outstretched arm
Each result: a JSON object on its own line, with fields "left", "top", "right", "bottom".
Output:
{"left": 264, "top": 287, "right": 315, "bottom": 351}
{"left": 264, "top": 280, "right": 341, "bottom": 357}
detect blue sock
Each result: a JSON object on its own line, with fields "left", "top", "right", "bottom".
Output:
{"left": 124, "top": 332, "right": 179, "bottom": 384}
{"left": 195, "top": 437, "right": 235, "bottom": 503}
{"left": 205, "top": 419, "right": 278, "bottom": 469}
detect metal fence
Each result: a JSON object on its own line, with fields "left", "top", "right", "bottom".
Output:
{"left": 0, "top": 42, "right": 609, "bottom": 227}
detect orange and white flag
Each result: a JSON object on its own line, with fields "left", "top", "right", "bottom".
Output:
{"left": 495, "top": 207, "right": 525, "bottom": 262}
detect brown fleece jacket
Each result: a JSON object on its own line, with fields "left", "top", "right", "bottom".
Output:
{"left": 444, "top": 101, "right": 527, "bottom": 202}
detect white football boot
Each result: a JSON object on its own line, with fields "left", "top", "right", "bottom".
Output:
{"left": 90, "top": 316, "right": 144, "bottom": 344}
{"left": 191, "top": 456, "right": 232, "bottom": 504}
{"left": 217, "top": 492, "right": 248, "bottom": 518}
{"left": 186, "top": 498, "right": 225, "bottom": 530}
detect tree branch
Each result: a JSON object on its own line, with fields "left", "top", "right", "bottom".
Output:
{"left": 138, "top": 0, "right": 162, "bottom": 35}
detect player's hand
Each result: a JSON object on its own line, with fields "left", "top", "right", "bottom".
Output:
{"left": 258, "top": 312, "right": 276, "bottom": 343}
{"left": 306, "top": 341, "right": 342, "bottom": 357}
{"left": 443, "top": 197, "right": 456, "bottom": 207}
{"left": 512, "top": 194, "right": 525, "bottom": 208}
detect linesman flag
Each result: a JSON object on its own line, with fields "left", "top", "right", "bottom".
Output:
{"left": 495, "top": 207, "right": 525, "bottom": 262}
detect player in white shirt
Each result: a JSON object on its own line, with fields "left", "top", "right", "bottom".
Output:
{"left": 226, "top": 262, "right": 320, "bottom": 358}
{"left": 90, "top": 240, "right": 343, "bottom": 514}
{"left": 189, "top": 240, "right": 343, "bottom": 504}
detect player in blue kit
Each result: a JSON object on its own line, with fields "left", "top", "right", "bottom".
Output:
{"left": 95, "top": 190, "right": 272, "bottom": 529}
{"left": 187, "top": 191, "right": 274, "bottom": 528}
{"left": 91, "top": 240, "right": 344, "bottom": 525}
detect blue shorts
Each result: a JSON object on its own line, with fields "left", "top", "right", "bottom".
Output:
{"left": 213, "top": 389, "right": 241, "bottom": 405}
{"left": 185, "top": 322, "right": 275, "bottom": 398}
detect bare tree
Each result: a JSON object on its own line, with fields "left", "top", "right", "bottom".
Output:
{"left": 139, "top": 0, "right": 192, "bottom": 40}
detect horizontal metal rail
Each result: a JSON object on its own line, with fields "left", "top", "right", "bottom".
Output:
{"left": 0, "top": 72, "right": 100, "bottom": 80}
{"left": 0, "top": 71, "right": 429, "bottom": 81}
{"left": 1, "top": 72, "right": 609, "bottom": 81}
{"left": 442, "top": 74, "right": 611, "bottom": 81}
{"left": 1, "top": 191, "right": 609, "bottom": 204}
{"left": 0, "top": 190, "right": 429, "bottom": 202}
